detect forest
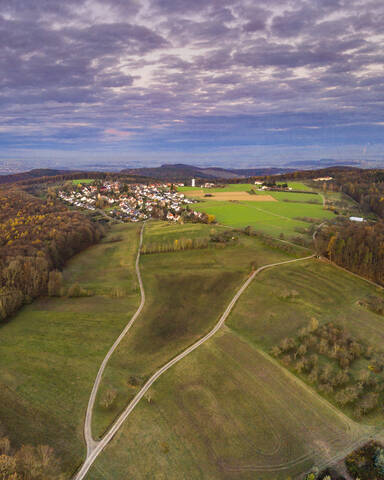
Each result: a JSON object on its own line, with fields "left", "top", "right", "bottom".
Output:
{"left": 0, "top": 187, "right": 104, "bottom": 322}
{"left": 316, "top": 221, "right": 384, "bottom": 285}
{"left": 0, "top": 420, "right": 63, "bottom": 480}
{"left": 311, "top": 169, "right": 384, "bottom": 285}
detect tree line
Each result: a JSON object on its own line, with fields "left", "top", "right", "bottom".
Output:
{"left": 0, "top": 187, "right": 104, "bottom": 322}
{"left": 315, "top": 220, "right": 384, "bottom": 285}
{"left": 0, "top": 420, "right": 63, "bottom": 479}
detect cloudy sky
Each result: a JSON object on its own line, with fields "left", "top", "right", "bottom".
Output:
{"left": 1, "top": 0, "right": 384, "bottom": 170}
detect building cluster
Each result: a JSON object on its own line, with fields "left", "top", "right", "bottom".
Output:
{"left": 58, "top": 181, "right": 202, "bottom": 223}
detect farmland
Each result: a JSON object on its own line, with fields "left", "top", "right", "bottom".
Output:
{"left": 179, "top": 182, "right": 334, "bottom": 241}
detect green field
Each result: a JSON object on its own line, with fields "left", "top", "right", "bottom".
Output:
{"left": 0, "top": 223, "right": 141, "bottom": 476}
{"left": 179, "top": 183, "right": 333, "bottom": 241}
{"left": 72, "top": 178, "right": 94, "bottom": 185}
{"left": 92, "top": 221, "right": 299, "bottom": 438}
{"left": 87, "top": 307, "right": 361, "bottom": 480}
{"left": 192, "top": 200, "right": 333, "bottom": 238}
{"left": 227, "top": 258, "right": 384, "bottom": 423}
{"left": 1, "top": 218, "right": 382, "bottom": 479}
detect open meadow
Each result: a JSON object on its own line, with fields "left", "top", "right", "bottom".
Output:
{"left": 1, "top": 215, "right": 381, "bottom": 480}
{"left": 228, "top": 258, "right": 384, "bottom": 424}
{"left": 0, "top": 223, "right": 141, "bottom": 476}
{"left": 86, "top": 306, "right": 363, "bottom": 480}
{"left": 179, "top": 183, "right": 334, "bottom": 241}
{"left": 91, "top": 221, "right": 301, "bottom": 438}
{"left": 72, "top": 179, "right": 95, "bottom": 185}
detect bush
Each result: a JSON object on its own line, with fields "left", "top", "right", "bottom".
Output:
{"left": 346, "top": 441, "right": 384, "bottom": 480}
{"left": 67, "top": 283, "right": 89, "bottom": 298}
{"left": 100, "top": 389, "right": 117, "bottom": 409}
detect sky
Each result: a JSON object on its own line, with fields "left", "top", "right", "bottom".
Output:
{"left": 0, "top": 0, "right": 384, "bottom": 171}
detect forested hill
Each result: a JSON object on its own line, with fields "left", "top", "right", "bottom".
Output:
{"left": 0, "top": 187, "right": 104, "bottom": 322}
{"left": 0, "top": 169, "right": 154, "bottom": 186}
{"left": 121, "top": 163, "right": 293, "bottom": 181}
{"left": 314, "top": 168, "right": 384, "bottom": 286}
{"left": 0, "top": 169, "right": 73, "bottom": 184}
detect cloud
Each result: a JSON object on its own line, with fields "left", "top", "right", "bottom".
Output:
{"left": 0, "top": 0, "right": 383, "bottom": 167}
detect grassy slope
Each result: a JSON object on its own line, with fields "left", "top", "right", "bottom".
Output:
{"left": 227, "top": 258, "right": 384, "bottom": 423}
{"left": 87, "top": 329, "right": 358, "bottom": 480}
{"left": 92, "top": 221, "right": 297, "bottom": 437}
{"left": 0, "top": 223, "right": 141, "bottom": 476}
{"left": 228, "top": 259, "right": 384, "bottom": 355}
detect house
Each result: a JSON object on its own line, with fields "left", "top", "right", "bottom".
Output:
{"left": 350, "top": 216, "right": 364, "bottom": 222}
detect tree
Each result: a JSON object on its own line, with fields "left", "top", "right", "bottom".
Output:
{"left": 308, "top": 317, "right": 319, "bottom": 333}
{"left": 374, "top": 447, "right": 384, "bottom": 475}
{"left": 0, "top": 439, "right": 10, "bottom": 456}
{"left": 100, "top": 389, "right": 117, "bottom": 409}
{"left": 0, "top": 454, "right": 16, "bottom": 479}
{"left": 47, "top": 271, "right": 62, "bottom": 297}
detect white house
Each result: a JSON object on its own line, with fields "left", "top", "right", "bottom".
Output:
{"left": 349, "top": 216, "right": 364, "bottom": 222}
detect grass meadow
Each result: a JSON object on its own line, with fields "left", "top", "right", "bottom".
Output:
{"left": 87, "top": 329, "right": 360, "bottom": 480}
{"left": 72, "top": 179, "right": 94, "bottom": 185}
{"left": 179, "top": 183, "right": 334, "bottom": 240}
{"left": 91, "top": 221, "right": 298, "bottom": 438}
{"left": 1, "top": 218, "right": 381, "bottom": 479}
{"left": 0, "top": 223, "right": 141, "bottom": 476}
{"left": 228, "top": 258, "right": 384, "bottom": 424}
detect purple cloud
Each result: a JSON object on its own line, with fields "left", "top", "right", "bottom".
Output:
{"left": 0, "top": 0, "right": 383, "bottom": 168}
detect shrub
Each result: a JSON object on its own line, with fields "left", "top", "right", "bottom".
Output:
{"left": 67, "top": 283, "right": 89, "bottom": 298}
{"left": 100, "top": 389, "right": 117, "bottom": 409}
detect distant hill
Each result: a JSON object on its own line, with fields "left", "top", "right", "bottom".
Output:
{"left": 284, "top": 159, "right": 361, "bottom": 169}
{"left": 120, "top": 164, "right": 294, "bottom": 181}
{"left": 0, "top": 169, "right": 73, "bottom": 184}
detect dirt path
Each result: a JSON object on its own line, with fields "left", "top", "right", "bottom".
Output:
{"left": 83, "top": 223, "right": 146, "bottom": 456}
{"left": 73, "top": 253, "right": 315, "bottom": 480}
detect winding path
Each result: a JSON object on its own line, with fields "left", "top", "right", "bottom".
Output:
{"left": 83, "top": 223, "right": 146, "bottom": 456}
{"left": 73, "top": 245, "right": 314, "bottom": 480}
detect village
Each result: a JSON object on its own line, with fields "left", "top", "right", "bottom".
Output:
{"left": 58, "top": 180, "right": 204, "bottom": 223}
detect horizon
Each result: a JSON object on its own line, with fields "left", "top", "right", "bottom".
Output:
{"left": 1, "top": 0, "right": 384, "bottom": 172}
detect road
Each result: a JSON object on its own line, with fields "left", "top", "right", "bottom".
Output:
{"left": 73, "top": 252, "right": 314, "bottom": 480}
{"left": 83, "top": 223, "right": 146, "bottom": 456}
